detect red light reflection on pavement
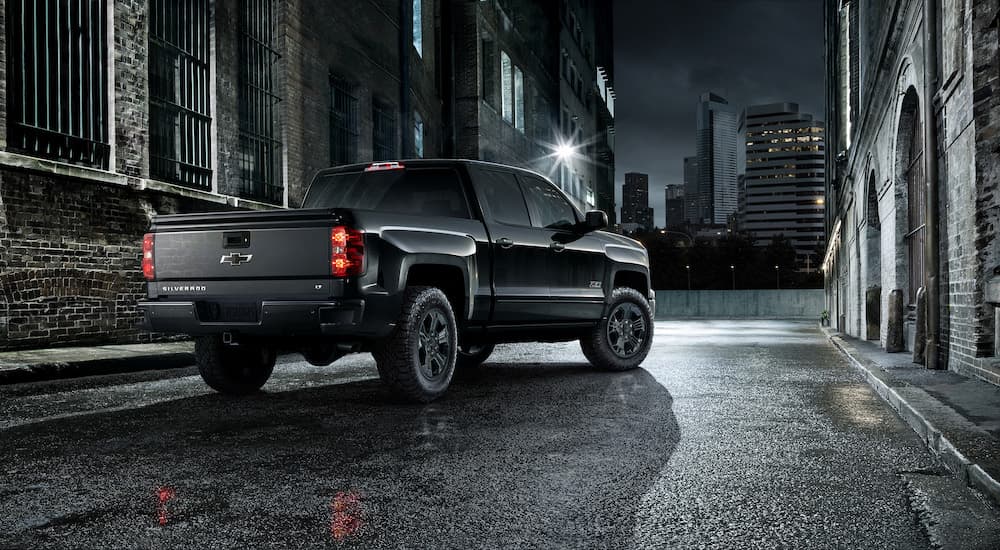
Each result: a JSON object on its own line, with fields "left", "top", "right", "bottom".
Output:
{"left": 156, "top": 486, "right": 176, "bottom": 526}
{"left": 330, "top": 491, "right": 363, "bottom": 540}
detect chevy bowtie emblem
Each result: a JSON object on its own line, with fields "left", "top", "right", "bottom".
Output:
{"left": 220, "top": 252, "right": 254, "bottom": 266}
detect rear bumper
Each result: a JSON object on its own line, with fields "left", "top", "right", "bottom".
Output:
{"left": 138, "top": 299, "right": 389, "bottom": 337}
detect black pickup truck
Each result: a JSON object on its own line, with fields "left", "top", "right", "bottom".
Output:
{"left": 139, "top": 160, "right": 654, "bottom": 402}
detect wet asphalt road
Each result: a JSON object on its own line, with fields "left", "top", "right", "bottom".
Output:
{"left": 1, "top": 321, "right": 997, "bottom": 549}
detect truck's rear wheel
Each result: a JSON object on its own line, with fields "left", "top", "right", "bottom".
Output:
{"left": 457, "top": 343, "right": 495, "bottom": 368}
{"left": 195, "top": 335, "right": 276, "bottom": 395}
{"left": 581, "top": 287, "right": 653, "bottom": 371}
{"left": 372, "top": 286, "right": 457, "bottom": 403}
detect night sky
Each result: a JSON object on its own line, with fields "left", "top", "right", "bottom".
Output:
{"left": 613, "top": 0, "right": 825, "bottom": 226}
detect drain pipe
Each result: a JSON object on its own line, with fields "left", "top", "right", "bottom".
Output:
{"left": 923, "top": 0, "right": 941, "bottom": 369}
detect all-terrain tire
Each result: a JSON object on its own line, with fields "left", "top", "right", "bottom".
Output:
{"left": 372, "top": 286, "right": 458, "bottom": 403}
{"left": 195, "top": 335, "right": 276, "bottom": 395}
{"left": 456, "top": 343, "right": 496, "bottom": 369}
{"left": 581, "top": 287, "right": 653, "bottom": 371}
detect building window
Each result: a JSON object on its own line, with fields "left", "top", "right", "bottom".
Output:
{"left": 414, "top": 112, "right": 424, "bottom": 158}
{"left": 149, "top": 0, "right": 212, "bottom": 189}
{"left": 501, "top": 51, "right": 513, "bottom": 124}
{"left": 514, "top": 66, "right": 525, "bottom": 132}
{"left": 7, "top": 0, "right": 109, "bottom": 168}
{"left": 413, "top": 0, "right": 423, "bottom": 57}
{"left": 482, "top": 37, "right": 497, "bottom": 108}
{"left": 373, "top": 101, "right": 397, "bottom": 161}
{"left": 239, "top": 0, "right": 283, "bottom": 204}
{"left": 330, "top": 76, "right": 358, "bottom": 167}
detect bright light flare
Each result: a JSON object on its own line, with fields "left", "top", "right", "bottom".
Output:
{"left": 555, "top": 143, "right": 576, "bottom": 161}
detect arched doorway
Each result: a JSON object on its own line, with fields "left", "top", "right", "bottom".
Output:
{"left": 865, "top": 171, "right": 881, "bottom": 340}
{"left": 895, "top": 88, "right": 925, "bottom": 315}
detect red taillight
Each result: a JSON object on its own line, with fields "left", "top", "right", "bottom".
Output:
{"left": 142, "top": 233, "right": 155, "bottom": 281}
{"left": 364, "top": 162, "right": 405, "bottom": 172}
{"left": 331, "top": 226, "right": 364, "bottom": 278}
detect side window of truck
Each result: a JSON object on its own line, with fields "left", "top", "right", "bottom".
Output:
{"left": 519, "top": 176, "right": 578, "bottom": 230}
{"left": 474, "top": 169, "right": 531, "bottom": 226}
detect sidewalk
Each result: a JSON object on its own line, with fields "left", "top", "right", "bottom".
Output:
{"left": 0, "top": 342, "right": 195, "bottom": 384}
{"left": 822, "top": 326, "right": 1000, "bottom": 506}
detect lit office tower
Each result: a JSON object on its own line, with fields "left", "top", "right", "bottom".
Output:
{"left": 741, "top": 103, "right": 825, "bottom": 267}
{"left": 683, "top": 156, "right": 699, "bottom": 224}
{"left": 622, "top": 172, "right": 654, "bottom": 232}
{"left": 695, "top": 93, "right": 738, "bottom": 224}
{"left": 664, "top": 184, "right": 684, "bottom": 228}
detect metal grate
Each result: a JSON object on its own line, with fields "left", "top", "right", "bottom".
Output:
{"left": 372, "top": 101, "right": 397, "bottom": 161}
{"left": 149, "top": 0, "right": 212, "bottom": 189}
{"left": 7, "top": 0, "right": 109, "bottom": 168}
{"left": 329, "top": 76, "right": 358, "bottom": 166}
{"left": 238, "top": 0, "right": 283, "bottom": 204}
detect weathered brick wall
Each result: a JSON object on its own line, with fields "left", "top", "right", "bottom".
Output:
{"left": 830, "top": 0, "right": 1000, "bottom": 382}
{"left": 970, "top": 0, "right": 1000, "bottom": 380}
{"left": 214, "top": 0, "right": 242, "bottom": 198}
{"left": 114, "top": 0, "right": 149, "bottom": 179}
{"left": 0, "top": 169, "right": 226, "bottom": 351}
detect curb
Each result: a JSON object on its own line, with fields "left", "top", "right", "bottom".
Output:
{"left": 0, "top": 352, "right": 196, "bottom": 385}
{"left": 822, "top": 326, "right": 1000, "bottom": 506}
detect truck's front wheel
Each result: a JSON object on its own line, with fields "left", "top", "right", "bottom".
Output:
{"left": 373, "top": 286, "right": 458, "bottom": 403}
{"left": 580, "top": 287, "right": 653, "bottom": 371}
{"left": 195, "top": 336, "right": 276, "bottom": 395}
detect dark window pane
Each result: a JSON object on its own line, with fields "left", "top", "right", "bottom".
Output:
{"left": 474, "top": 170, "right": 531, "bottom": 227}
{"left": 373, "top": 102, "right": 397, "bottom": 161}
{"left": 330, "top": 76, "right": 358, "bottom": 166}
{"left": 303, "top": 168, "right": 470, "bottom": 219}
{"left": 7, "top": 0, "right": 109, "bottom": 167}
{"left": 149, "top": 0, "right": 212, "bottom": 189}
{"left": 520, "top": 176, "right": 578, "bottom": 230}
{"left": 238, "top": 0, "right": 283, "bottom": 204}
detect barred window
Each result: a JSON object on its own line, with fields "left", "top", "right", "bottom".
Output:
{"left": 238, "top": 0, "right": 283, "bottom": 204}
{"left": 501, "top": 51, "right": 513, "bottom": 123}
{"left": 514, "top": 66, "right": 524, "bottom": 132}
{"left": 7, "top": 0, "right": 109, "bottom": 168}
{"left": 149, "top": 0, "right": 212, "bottom": 189}
{"left": 414, "top": 112, "right": 424, "bottom": 158}
{"left": 373, "top": 101, "right": 397, "bottom": 161}
{"left": 329, "top": 77, "right": 358, "bottom": 167}
{"left": 412, "top": 0, "right": 423, "bottom": 57}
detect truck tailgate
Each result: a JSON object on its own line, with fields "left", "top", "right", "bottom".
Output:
{"left": 151, "top": 209, "right": 346, "bottom": 280}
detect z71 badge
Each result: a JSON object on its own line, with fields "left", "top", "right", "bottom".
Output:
{"left": 589, "top": 281, "right": 603, "bottom": 289}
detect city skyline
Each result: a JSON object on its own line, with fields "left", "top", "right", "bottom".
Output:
{"left": 614, "top": 0, "right": 824, "bottom": 227}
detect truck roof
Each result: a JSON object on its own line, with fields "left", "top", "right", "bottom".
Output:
{"left": 312, "top": 159, "right": 554, "bottom": 184}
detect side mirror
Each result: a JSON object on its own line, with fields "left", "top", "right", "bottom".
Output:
{"left": 582, "top": 210, "right": 608, "bottom": 233}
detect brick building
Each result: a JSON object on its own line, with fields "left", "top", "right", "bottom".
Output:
{"left": 822, "top": 0, "right": 1000, "bottom": 385}
{"left": 0, "top": 0, "right": 613, "bottom": 351}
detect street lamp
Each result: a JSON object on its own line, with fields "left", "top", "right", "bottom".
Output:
{"left": 730, "top": 264, "right": 735, "bottom": 290}
{"left": 685, "top": 264, "right": 691, "bottom": 291}
{"left": 775, "top": 265, "right": 780, "bottom": 290}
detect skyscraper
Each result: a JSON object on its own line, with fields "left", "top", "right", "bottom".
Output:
{"left": 622, "top": 172, "right": 654, "bottom": 233}
{"left": 683, "top": 156, "right": 699, "bottom": 224}
{"left": 741, "top": 103, "right": 825, "bottom": 267}
{"left": 696, "top": 93, "right": 738, "bottom": 225}
{"left": 664, "top": 184, "right": 685, "bottom": 229}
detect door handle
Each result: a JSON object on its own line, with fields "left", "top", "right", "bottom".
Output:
{"left": 497, "top": 238, "right": 514, "bottom": 249}
{"left": 549, "top": 242, "right": 566, "bottom": 252}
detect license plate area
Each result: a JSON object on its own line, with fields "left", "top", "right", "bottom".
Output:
{"left": 195, "top": 301, "right": 260, "bottom": 323}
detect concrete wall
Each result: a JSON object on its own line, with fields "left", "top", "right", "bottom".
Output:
{"left": 655, "top": 290, "right": 825, "bottom": 320}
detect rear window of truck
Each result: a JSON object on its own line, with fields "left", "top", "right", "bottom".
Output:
{"left": 303, "top": 168, "right": 471, "bottom": 219}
